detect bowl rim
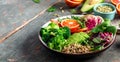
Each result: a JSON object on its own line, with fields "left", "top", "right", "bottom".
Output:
{"left": 38, "top": 15, "right": 116, "bottom": 55}
{"left": 93, "top": 3, "right": 116, "bottom": 14}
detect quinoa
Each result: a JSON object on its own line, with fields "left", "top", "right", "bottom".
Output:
{"left": 62, "top": 43, "right": 91, "bottom": 54}
{"left": 97, "top": 5, "right": 113, "bottom": 13}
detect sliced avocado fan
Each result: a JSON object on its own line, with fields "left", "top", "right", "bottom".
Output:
{"left": 81, "top": 0, "right": 104, "bottom": 12}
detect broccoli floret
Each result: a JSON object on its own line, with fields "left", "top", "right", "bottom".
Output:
{"left": 46, "top": 22, "right": 59, "bottom": 30}
{"left": 48, "top": 35, "right": 66, "bottom": 51}
{"left": 40, "top": 22, "right": 71, "bottom": 52}
{"left": 60, "top": 27, "right": 71, "bottom": 39}
{"left": 40, "top": 22, "right": 59, "bottom": 42}
{"left": 47, "top": 27, "right": 71, "bottom": 51}
{"left": 40, "top": 28, "right": 50, "bottom": 42}
{"left": 49, "top": 29, "right": 60, "bottom": 36}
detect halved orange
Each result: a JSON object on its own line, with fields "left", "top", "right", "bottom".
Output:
{"left": 117, "top": 3, "right": 120, "bottom": 9}
{"left": 111, "top": 0, "right": 120, "bottom": 5}
{"left": 61, "top": 19, "right": 80, "bottom": 33}
{"left": 65, "top": 0, "right": 84, "bottom": 7}
{"left": 116, "top": 3, "right": 120, "bottom": 15}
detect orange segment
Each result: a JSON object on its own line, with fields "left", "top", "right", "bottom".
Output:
{"left": 75, "top": 27, "right": 88, "bottom": 33}
{"left": 61, "top": 19, "right": 80, "bottom": 33}
{"left": 61, "top": 19, "right": 79, "bottom": 28}
{"left": 117, "top": 3, "right": 120, "bottom": 10}
{"left": 65, "top": 0, "right": 84, "bottom": 7}
{"left": 111, "top": 0, "right": 120, "bottom": 5}
{"left": 116, "top": 3, "right": 120, "bottom": 15}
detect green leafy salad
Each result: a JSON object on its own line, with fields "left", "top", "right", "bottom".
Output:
{"left": 40, "top": 15, "right": 117, "bottom": 54}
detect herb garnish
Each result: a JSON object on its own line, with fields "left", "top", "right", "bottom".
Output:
{"left": 32, "top": 0, "right": 40, "bottom": 3}
{"left": 47, "top": 6, "right": 56, "bottom": 12}
{"left": 70, "top": 9, "right": 77, "bottom": 14}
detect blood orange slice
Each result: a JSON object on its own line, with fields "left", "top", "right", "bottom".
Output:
{"left": 111, "top": 0, "right": 120, "bottom": 5}
{"left": 61, "top": 19, "right": 80, "bottom": 33}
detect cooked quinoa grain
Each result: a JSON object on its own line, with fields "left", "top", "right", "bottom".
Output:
{"left": 62, "top": 43, "right": 91, "bottom": 54}
{"left": 97, "top": 5, "right": 113, "bottom": 13}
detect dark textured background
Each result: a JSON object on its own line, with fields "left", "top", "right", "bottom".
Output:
{"left": 0, "top": 0, "right": 120, "bottom": 62}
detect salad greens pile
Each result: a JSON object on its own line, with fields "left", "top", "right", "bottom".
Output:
{"left": 40, "top": 22, "right": 71, "bottom": 51}
{"left": 40, "top": 15, "right": 117, "bottom": 53}
{"left": 91, "top": 19, "right": 110, "bottom": 33}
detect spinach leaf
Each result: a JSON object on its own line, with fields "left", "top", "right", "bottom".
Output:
{"left": 71, "top": 16, "right": 80, "bottom": 21}
{"left": 47, "top": 7, "right": 56, "bottom": 12}
{"left": 91, "top": 19, "right": 111, "bottom": 33}
{"left": 105, "top": 26, "right": 117, "bottom": 35}
{"left": 93, "top": 37, "right": 102, "bottom": 44}
{"left": 70, "top": 9, "right": 77, "bottom": 14}
{"left": 92, "top": 45, "right": 104, "bottom": 51}
{"left": 33, "top": 0, "right": 40, "bottom": 3}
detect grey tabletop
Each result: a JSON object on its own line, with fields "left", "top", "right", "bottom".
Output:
{"left": 0, "top": 0, "right": 120, "bottom": 62}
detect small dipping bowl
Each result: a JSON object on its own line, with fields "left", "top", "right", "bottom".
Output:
{"left": 93, "top": 3, "right": 116, "bottom": 20}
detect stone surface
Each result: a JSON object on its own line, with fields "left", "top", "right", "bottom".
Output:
{"left": 0, "top": 0, "right": 57, "bottom": 39}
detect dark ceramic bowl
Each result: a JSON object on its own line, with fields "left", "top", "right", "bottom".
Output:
{"left": 38, "top": 15, "right": 116, "bottom": 58}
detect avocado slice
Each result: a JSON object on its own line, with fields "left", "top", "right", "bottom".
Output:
{"left": 81, "top": 0, "right": 104, "bottom": 12}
